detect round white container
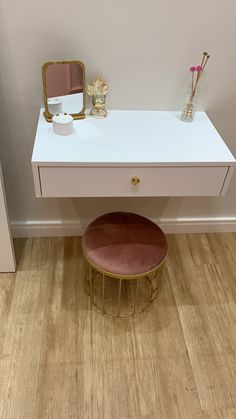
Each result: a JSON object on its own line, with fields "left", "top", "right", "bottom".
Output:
{"left": 47, "top": 98, "right": 62, "bottom": 115}
{"left": 52, "top": 113, "right": 74, "bottom": 136}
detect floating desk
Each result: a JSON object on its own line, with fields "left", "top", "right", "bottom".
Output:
{"left": 32, "top": 110, "right": 236, "bottom": 198}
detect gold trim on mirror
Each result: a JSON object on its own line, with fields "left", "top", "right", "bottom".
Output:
{"left": 42, "top": 60, "right": 86, "bottom": 122}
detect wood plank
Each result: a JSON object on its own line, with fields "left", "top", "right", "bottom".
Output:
{"left": 0, "top": 235, "right": 235, "bottom": 418}
{"left": 189, "top": 352, "right": 236, "bottom": 411}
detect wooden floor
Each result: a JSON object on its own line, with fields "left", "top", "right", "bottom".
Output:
{"left": 0, "top": 234, "right": 236, "bottom": 419}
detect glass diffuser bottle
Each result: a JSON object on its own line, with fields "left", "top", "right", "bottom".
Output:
{"left": 181, "top": 52, "right": 210, "bottom": 122}
{"left": 181, "top": 91, "right": 196, "bottom": 122}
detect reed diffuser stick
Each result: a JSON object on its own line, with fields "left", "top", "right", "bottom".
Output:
{"left": 194, "top": 52, "right": 207, "bottom": 88}
{"left": 192, "top": 52, "right": 210, "bottom": 97}
{"left": 191, "top": 70, "right": 194, "bottom": 94}
{"left": 201, "top": 54, "right": 210, "bottom": 72}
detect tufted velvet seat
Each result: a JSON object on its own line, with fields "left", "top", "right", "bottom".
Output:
{"left": 82, "top": 212, "right": 167, "bottom": 277}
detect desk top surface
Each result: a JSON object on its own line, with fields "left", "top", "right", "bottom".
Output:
{"left": 32, "top": 110, "right": 236, "bottom": 167}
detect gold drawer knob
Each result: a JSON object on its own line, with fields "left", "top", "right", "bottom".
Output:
{"left": 131, "top": 175, "right": 140, "bottom": 186}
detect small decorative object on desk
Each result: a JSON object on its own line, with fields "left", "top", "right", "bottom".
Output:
{"left": 52, "top": 113, "right": 73, "bottom": 136}
{"left": 47, "top": 98, "right": 62, "bottom": 115}
{"left": 87, "top": 75, "right": 108, "bottom": 118}
{"left": 181, "top": 51, "right": 210, "bottom": 122}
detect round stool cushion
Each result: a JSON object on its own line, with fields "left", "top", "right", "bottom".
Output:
{"left": 83, "top": 212, "right": 168, "bottom": 277}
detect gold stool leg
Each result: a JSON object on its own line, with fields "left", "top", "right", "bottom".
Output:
{"left": 117, "top": 278, "right": 122, "bottom": 316}
{"left": 102, "top": 273, "right": 105, "bottom": 312}
{"left": 89, "top": 263, "right": 93, "bottom": 307}
{"left": 83, "top": 255, "right": 166, "bottom": 317}
{"left": 150, "top": 264, "right": 163, "bottom": 303}
{"left": 83, "top": 256, "right": 90, "bottom": 295}
{"left": 132, "top": 278, "right": 140, "bottom": 316}
{"left": 83, "top": 255, "right": 86, "bottom": 292}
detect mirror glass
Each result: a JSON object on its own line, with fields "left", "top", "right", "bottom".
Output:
{"left": 42, "top": 61, "right": 85, "bottom": 121}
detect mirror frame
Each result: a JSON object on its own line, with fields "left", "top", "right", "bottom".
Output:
{"left": 42, "top": 60, "right": 86, "bottom": 122}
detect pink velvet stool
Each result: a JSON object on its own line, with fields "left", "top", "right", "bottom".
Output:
{"left": 82, "top": 212, "right": 168, "bottom": 317}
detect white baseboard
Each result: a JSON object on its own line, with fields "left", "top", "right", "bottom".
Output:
{"left": 159, "top": 217, "right": 236, "bottom": 233}
{"left": 11, "top": 220, "right": 84, "bottom": 238}
{"left": 10, "top": 216, "right": 236, "bottom": 238}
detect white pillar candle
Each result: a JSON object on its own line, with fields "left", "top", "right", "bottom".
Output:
{"left": 47, "top": 98, "right": 62, "bottom": 115}
{"left": 52, "top": 113, "right": 74, "bottom": 136}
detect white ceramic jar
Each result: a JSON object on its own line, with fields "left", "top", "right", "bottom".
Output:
{"left": 47, "top": 98, "right": 62, "bottom": 115}
{"left": 52, "top": 113, "right": 74, "bottom": 136}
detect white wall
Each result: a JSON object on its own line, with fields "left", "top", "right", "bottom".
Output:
{"left": 0, "top": 0, "right": 236, "bottom": 235}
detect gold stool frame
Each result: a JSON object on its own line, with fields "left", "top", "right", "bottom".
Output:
{"left": 83, "top": 255, "right": 166, "bottom": 318}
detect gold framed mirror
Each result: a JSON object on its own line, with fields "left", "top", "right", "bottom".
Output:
{"left": 42, "top": 60, "right": 86, "bottom": 122}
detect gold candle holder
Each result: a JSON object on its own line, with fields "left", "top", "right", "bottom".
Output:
{"left": 87, "top": 75, "right": 108, "bottom": 118}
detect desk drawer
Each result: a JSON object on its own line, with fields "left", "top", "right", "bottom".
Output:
{"left": 39, "top": 166, "right": 228, "bottom": 197}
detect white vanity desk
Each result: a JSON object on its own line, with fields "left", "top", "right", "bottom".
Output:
{"left": 32, "top": 110, "right": 236, "bottom": 198}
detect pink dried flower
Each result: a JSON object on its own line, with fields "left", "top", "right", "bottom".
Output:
{"left": 196, "top": 65, "right": 203, "bottom": 71}
{"left": 190, "top": 66, "right": 196, "bottom": 72}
